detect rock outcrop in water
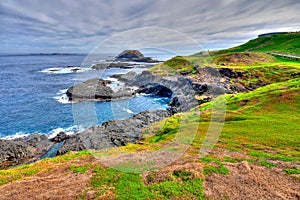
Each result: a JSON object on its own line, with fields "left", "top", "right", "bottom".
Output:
{"left": 116, "top": 50, "right": 158, "bottom": 63}
{"left": 66, "top": 78, "right": 113, "bottom": 101}
{"left": 117, "top": 50, "right": 144, "bottom": 59}
{"left": 66, "top": 78, "right": 136, "bottom": 101}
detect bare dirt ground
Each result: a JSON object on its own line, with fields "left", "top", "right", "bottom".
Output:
{"left": 204, "top": 161, "right": 300, "bottom": 200}
{"left": 0, "top": 157, "right": 97, "bottom": 200}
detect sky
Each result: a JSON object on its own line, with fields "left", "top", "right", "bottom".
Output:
{"left": 1, "top": 0, "right": 299, "bottom": 53}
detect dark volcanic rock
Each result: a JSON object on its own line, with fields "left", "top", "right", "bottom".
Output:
{"left": 124, "top": 71, "right": 200, "bottom": 114}
{"left": 131, "top": 57, "right": 158, "bottom": 63}
{"left": 137, "top": 83, "right": 173, "bottom": 97}
{"left": 0, "top": 134, "right": 52, "bottom": 169}
{"left": 66, "top": 78, "right": 137, "bottom": 101}
{"left": 117, "top": 50, "right": 144, "bottom": 59}
{"left": 50, "top": 132, "right": 69, "bottom": 143}
{"left": 116, "top": 50, "right": 158, "bottom": 63}
{"left": 110, "top": 71, "right": 137, "bottom": 82}
{"left": 66, "top": 78, "right": 113, "bottom": 101}
{"left": 219, "top": 68, "right": 243, "bottom": 78}
{"left": 57, "top": 110, "right": 171, "bottom": 155}
{"left": 92, "top": 62, "right": 137, "bottom": 70}
{"left": 192, "top": 83, "right": 209, "bottom": 95}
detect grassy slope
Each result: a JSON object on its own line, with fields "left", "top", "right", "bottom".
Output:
{"left": 215, "top": 32, "right": 300, "bottom": 55}
{"left": 136, "top": 78, "right": 300, "bottom": 159}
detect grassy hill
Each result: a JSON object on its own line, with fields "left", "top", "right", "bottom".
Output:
{"left": 215, "top": 32, "right": 300, "bottom": 55}
{"left": 151, "top": 32, "right": 300, "bottom": 74}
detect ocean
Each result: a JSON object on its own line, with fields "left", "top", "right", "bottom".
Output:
{"left": 0, "top": 53, "right": 170, "bottom": 139}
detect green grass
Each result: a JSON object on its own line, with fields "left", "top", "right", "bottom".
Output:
{"left": 213, "top": 78, "right": 300, "bottom": 157}
{"left": 150, "top": 115, "right": 182, "bottom": 143}
{"left": 149, "top": 56, "right": 198, "bottom": 75}
{"left": 203, "top": 164, "right": 229, "bottom": 176}
{"left": 227, "top": 64, "right": 300, "bottom": 88}
{"left": 214, "top": 32, "right": 300, "bottom": 55}
{"left": 69, "top": 164, "right": 93, "bottom": 173}
{"left": 173, "top": 170, "right": 194, "bottom": 181}
{"left": 283, "top": 168, "right": 300, "bottom": 175}
{"left": 42, "top": 150, "right": 91, "bottom": 163}
{"left": 260, "top": 160, "right": 277, "bottom": 168}
{"left": 0, "top": 164, "right": 41, "bottom": 185}
{"left": 91, "top": 167, "right": 205, "bottom": 199}
{"left": 212, "top": 52, "right": 276, "bottom": 66}
{"left": 200, "top": 156, "right": 230, "bottom": 176}
{"left": 188, "top": 52, "right": 300, "bottom": 68}
{"left": 149, "top": 32, "right": 300, "bottom": 78}
{"left": 248, "top": 152, "right": 299, "bottom": 162}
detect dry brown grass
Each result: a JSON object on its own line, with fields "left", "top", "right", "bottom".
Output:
{"left": 0, "top": 155, "right": 97, "bottom": 200}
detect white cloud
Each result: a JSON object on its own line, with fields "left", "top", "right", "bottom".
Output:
{"left": 0, "top": 0, "right": 299, "bottom": 53}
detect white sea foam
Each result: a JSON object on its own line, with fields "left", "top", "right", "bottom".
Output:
{"left": 123, "top": 108, "right": 134, "bottom": 114}
{"left": 53, "top": 88, "right": 71, "bottom": 104}
{"left": 48, "top": 125, "right": 86, "bottom": 139}
{"left": 47, "top": 127, "right": 75, "bottom": 139}
{"left": 0, "top": 125, "right": 87, "bottom": 140}
{"left": 1, "top": 131, "right": 33, "bottom": 140}
{"left": 54, "top": 94, "right": 70, "bottom": 104}
{"left": 92, "top": 59, "right": 106, "bottom": 63}
{"left": 41, "top": 67, "right": 91, "bottom": 74}
{"left": 106, "top": 77, "right": 125, "bottom": 92}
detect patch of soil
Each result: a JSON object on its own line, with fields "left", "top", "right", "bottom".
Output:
{"left": 204, "top": 161, "right": 300, "bottom": 200}
{"left": 0, "top": 157, "right": 97, "bottom": 200}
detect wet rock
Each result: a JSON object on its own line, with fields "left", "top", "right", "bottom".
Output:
{"left": 110, "top": 71, "right": 137, "bottom": 82}
{"left": 56, "top": 135, "right": 86, "bottom": 154}
{"left": 92, "top": 62, "right": 137, "bottom": 70}
{"left": 66, "top": 78, "right": 113, "bottom": 101}
{"left": 50, "top": 132, "right": 69, "bottom": 143}
{"left": 192, "top": 83, "right": 208, "bottom": 95}
{"left": 204, "top": 66, "right": 220, "bottom": 76}
{"left": 137, "top": 83, "right": 173, "bottom": 97}
{"left": 219, "top": 68, "right": 243, "bottom": 78}
{"left": 0, "top": 134, "right": 52, "bottom": 169}
{"left": 57, "top": 110, "right": 171, "bottom": 155}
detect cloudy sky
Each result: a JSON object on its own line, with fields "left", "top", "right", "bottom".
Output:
{"left": 1, "top": 0, "right": 299, "bottom": 53}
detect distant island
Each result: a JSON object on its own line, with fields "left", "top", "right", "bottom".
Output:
{"left": 92, "top": 49, "right": 159, "bottom": 70}
{"left": 115, "top": 49, "right": 158, "bottom": 62}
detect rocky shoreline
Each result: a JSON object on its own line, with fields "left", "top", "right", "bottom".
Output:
{"left": 0, "top": 50, "right": 257, "bottom": 169}
{"left": 0, "top": 67, "right": 232, "bottom": 169}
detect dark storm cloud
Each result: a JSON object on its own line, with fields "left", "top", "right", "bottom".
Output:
{"left": 1, "top": 0, "right": 299, "bottom": 53}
